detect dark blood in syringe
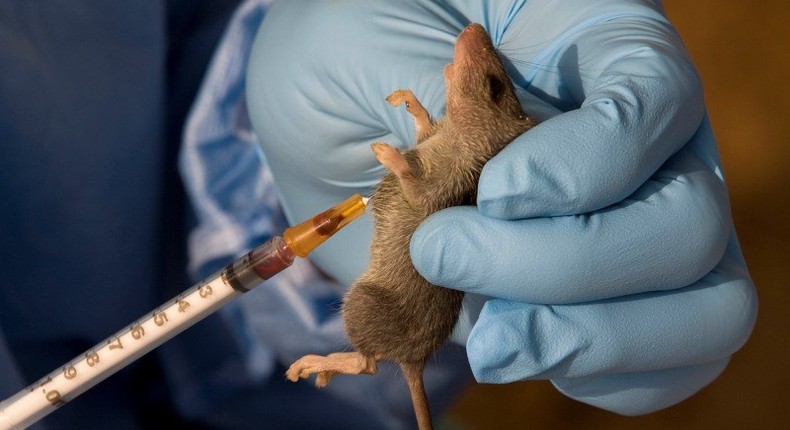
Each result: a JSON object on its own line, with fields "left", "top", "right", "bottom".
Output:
{"left": 312, "top": 211, "right": 341, "bottom": 236}
{"left": 250, "top": 243, "right": 294, "bottom": 280}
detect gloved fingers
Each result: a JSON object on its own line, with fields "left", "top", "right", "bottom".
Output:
{"left": 464, "top": 246, "right": 757, "bottom": 383}
{"left": 550, "top": 359, "right": 730, "bottom": 416}
{"left": 450, "top": 293, "right": 489, "bottom": 345}
{"left": 479, "top": 3, "right": 705, "bottom": 218}
{"left": 412, "top": 147, "right": 730, "bottom": 303}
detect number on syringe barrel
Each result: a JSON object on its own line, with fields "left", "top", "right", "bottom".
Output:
{"left": 108, "top": 336, "right": 123, "bottom": 350}
{"left": 131, "top": 325, "right": 145, "bottom": 340}
{"left": 85, "top": 351, "right": 100, "bottom": 367}
{"left": 154, "top": 311, "right": 168, "bottom": 326}
{"left": 45, "top": 390, "right": 64, "bottom": 407}
{"left": 199, "top": 284, "right": 213, "bottom": 298}
{"left": 63, "top": 365, "right": 77, "bottom": 380}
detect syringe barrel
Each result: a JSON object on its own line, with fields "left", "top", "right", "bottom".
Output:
{"left": 0, "top": 194, "right": 366, "bottom": 429}
{"left": 0, "top": 237, "right": 295, "bottom": 430}
{"left": 224, "top": 236, "right": 296, "bottom": 292}
{"left": 0, "top": 269, "right": 243, "bottom": 429}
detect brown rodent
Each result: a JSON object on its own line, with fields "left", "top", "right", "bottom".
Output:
{"left": 286, "top": 23, "right": 535, "bottom": 430}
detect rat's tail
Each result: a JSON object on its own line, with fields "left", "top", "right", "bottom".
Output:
{"left": 401, "top": 363, "right": 433, "bottom": 430}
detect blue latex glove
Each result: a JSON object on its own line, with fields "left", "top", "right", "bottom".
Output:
{"left": 246, "top": 0, "right": 758, "bottom": 415}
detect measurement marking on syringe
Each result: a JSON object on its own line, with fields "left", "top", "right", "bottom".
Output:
{"left": 44, "top": 390, "right": 64, "bottom": 408}
{"left": 63, "top": 366, "right": 77, "bottom": 380}
{"left": 85, "top": 351, "right": 100, "bottom": 367}
{"left": 108, "top": 337, "right": 123, "bottom": 350}
{"left": 153, "top": 311, "right": 168, "bottom": 326}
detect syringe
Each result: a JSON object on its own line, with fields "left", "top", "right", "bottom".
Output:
{"left": 0, "top": 194, "right": 368, "bottom": 430}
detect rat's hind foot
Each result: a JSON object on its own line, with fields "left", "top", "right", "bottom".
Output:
{"left": 387, "top": 89, "right": 435, "bottom": 141}
{"left": 286, "top": 352, "right": 378, "bottom": 388}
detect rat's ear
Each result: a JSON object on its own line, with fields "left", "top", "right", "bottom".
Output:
{"left": 486, "top": 74, "right": 505, "bottom": 104}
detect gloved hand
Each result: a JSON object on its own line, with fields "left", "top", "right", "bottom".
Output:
{"left": 246, "top": 0, "right": 757, "bottom": 415}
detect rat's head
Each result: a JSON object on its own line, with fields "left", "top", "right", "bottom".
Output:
{"left": 444, "top": 24, "right": 524, "bottom": 122}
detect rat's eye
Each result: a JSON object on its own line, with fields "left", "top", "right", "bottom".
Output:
{"left": 487, "top": 75, "right": 505, "bottom": 103}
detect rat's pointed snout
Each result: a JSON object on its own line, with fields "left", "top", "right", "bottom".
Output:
{"left": 463, "top": 23, "right": 486, "bottom": 34}
{"left": 460, "top": 23, "right": 489, "bottom": 43}
{"left": 455, "top": 23, "right": 493, "bottom": 58}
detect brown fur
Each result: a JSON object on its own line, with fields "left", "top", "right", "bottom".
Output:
{"left": 287, "top": 24, "right": 535, "bottom": 430}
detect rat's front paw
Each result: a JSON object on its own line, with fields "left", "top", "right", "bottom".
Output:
{"left": 371, "top": 143, "right": 411, "bottom": 178}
